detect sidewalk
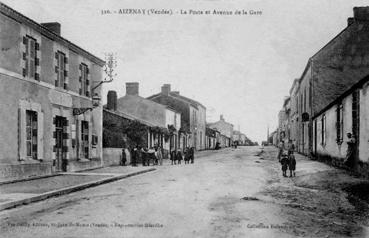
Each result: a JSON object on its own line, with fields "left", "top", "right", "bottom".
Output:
{"left": 260, "top": 146, "right": 369, "bottom": 237}
{"left": 0, "top": 166, "right": 155, "bottom": 211}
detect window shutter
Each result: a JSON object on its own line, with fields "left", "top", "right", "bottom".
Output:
{"left": 35, "top": 42, "right": 40, "bottom": 51}
{"left": 86, "top": 91, "right": 90, "bottom": 97}
{"left": 64, "top": 57, "right": 68, "bottom": 64}
{"left": 19, "top": 108, "right": 26, "bottom": 160}
{"left": 37, "top": 111, "right": 43, "bottom": 160}
{"left": 23, "top": 52, "right": 27, "bottom": 60}
{"left": 79, "top": 76, "right": 82, "bottom": 82}
{"left": 64, "top": 70, "right": 68, "bottom": 77}
{"left": 86, "top": 79, "right": 89, "bottom": 85}
{"left": 64, "top": 83, "right": 68, "bottom": 90}
{"left": 55, "top": 52, "right": 58, "bottom": 60}
{"left": 35, "top": 58, "right": 40, "bottom": 66}
{"left": 86, "top": 67, "right": 89, "bottom": 74}
{"left": 35, "top": 73, "right": 40, "bottom": 81}
{"left": 22, "top": 68, "right": 27, "bottom": 77}
{"left": 23, "top": 36, "right": 28, "bottom": 45}
{"left": 79, "top": 89, "right": 82, "bottom": 95}
{"left": 55, "top": 66, "right": 59, "bottom": 73}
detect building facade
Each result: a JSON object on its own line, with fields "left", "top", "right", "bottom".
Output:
{"left": 105, "top": 83, "right": 181, "bottom": 153}
{"left": 291, "top": 7, "right": 369, "bottom": 156}
{"left": 208, "top": 115, "right": 234, "bottom": 147}
{"left": 0, "top": 3, "right": 105, "bottom": 181}
{"left": 313, "top": 75, "right": 369, "bottom": 177}
{"left": 147, "top": 84, "right": 206, "bottom": 150}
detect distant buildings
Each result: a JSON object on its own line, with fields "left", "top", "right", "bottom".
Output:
{"left": 0, "top": 3, "right": 105, "bottom": 181}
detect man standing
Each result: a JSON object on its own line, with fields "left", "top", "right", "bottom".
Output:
{"left": 344, "top": 133, "right": 356, "bottom": 168}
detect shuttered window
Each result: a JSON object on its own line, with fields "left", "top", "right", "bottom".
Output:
{"left": 22, "top": 36, "right": 39, "bottom": 80}
{"left": 55, "top": 51, "right": 68, "bottom": 89}
{"left": 26, "top": 110, "right": 38, "bottom": 159}
{"left": 321, "top": 114, "right": 326, "bottom": 145}
{"left": 336, "top": 104, "right": 343, "bottom": 144}
{"left": 79, "top": 63, "right": 90, "bottom": 97}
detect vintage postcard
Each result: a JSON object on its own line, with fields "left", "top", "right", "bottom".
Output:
{"left": 1, "top": 0, "right": 369, "bottom": 237}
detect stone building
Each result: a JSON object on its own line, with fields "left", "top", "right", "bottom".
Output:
{"left": 208, "top": 115, "right": 234, "bottom": 147}
{"left": 104, "top": 83, "right": 181, "bottom": 156}
{"left": 313, "top": 74, "right": 369, "bottom": 177}
{"left": 289, "top": 79, "right": 300, "bottom": 152}
{"left": 147, "top": 84, "right": 206, "bottom": 151}
{"left": 0, "top": 3, "right": 105, "bottom": 181}
{"left": 295, "top": 7, "right": 369, "bottom": 156}
{"left": 205, "top": 127, "right": 219, "bottom": 150}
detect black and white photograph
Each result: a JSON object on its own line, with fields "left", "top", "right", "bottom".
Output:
{"left": 1, "top": 0, "right": 369, "bottom": 237}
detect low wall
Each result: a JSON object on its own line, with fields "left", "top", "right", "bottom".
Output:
{"left": 0, "top": 162, "right": 53, "bottom": 183}
{"left": 103, "top": 148, "right": 131, "bottom": 166}
{"left": 315, "top": 152, "right": 369, "bottom": 179}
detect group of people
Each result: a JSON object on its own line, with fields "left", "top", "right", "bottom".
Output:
{"left": 170, "top": 147, "right": 195, "bottom": 165}
{"left": 123, "top": 145, "right": 195, "bottom": 166}
{"left": 278, "top": 140, "right": 296, "bottom": 177}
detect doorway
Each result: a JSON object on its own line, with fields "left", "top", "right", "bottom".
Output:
{"left": 55, "top": 116, "right": 67, "bottom": 172}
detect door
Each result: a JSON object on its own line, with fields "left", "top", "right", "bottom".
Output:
{"left": 55, "top": 116, "right": 66, "bottom": 172}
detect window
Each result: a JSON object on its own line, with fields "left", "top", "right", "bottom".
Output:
{"left": 321, "top": 114, "right": 326, "bottom": 145}
{"left": 23, "top": 36, "right": 39, "bottom": 80}
{"left": 55, "top": 51, "right": 68, "bottom": 89}
{"left": 79, "top": 63, "right": 90, "bottom": 96}
{"left": 26, "top": 110, "right": 38, "bottom": 159}
{"left": 81, "top": 121, "right": 89, "bottom": 158}
{"left": 336, "top": 104, "right": 343, "bottom": 144}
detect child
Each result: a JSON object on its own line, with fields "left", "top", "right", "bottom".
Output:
{"left": 280, "top": 153, "right": 289, "bottom": 177}
{"left": 288, "top": 152, "right": 296, "bottom": 177}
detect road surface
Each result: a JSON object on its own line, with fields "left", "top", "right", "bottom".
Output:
{"left": 0, "top": 146, "right": 367, "bottom": 238}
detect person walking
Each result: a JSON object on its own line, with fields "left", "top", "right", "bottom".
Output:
{"left": 120, "top": 148, "right": 127, "bottom": 166}
{"left": 131, "top": 146, "right": 138, "bottom": 166}
{"left": 287, "top": 139, "right": 295, "bottom": 155}
{"left": 190, "top": 147, "right": 195, "bottom": 164}
{"left": 288, "top": 151, "right": 296, "bottom": 177}
{"left": 157, "top": 146, "right": 163, "bottom": 166}
{"left": 280, "top": 152, "right": 289, "bottom": 177}
{"left": 176, "top": 149, "right": 183, "bottom": 165}
{"left": 170, "top": 150, "right": 176, "bottom": 165}
{"left": 184, "top": 147, "right": 190, "bottom": 164}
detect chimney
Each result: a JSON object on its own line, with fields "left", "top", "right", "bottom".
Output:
{"left": 220, "top": 114, "right": 224, "bottom": 121}
{"left": 41, "top": 22, "right": 61, "bottom": 35}
{"left": 353, "top": 7, "right": 369, "bottom": 22}
{"left": 107, "top": 90, "right": 117, "bottom": 111}
{"left": 126, "top": 82, "right": 139, "bottom": 96}
{"left": 161, "top": 84, "right": 171, "bottom": 96}
{"left": 172, "top": 91, "right": 180, "bottom": 95}
{"left": 347, "top": 17, "right": 355, "bottom": 26}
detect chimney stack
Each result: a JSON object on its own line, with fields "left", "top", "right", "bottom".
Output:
{"left": 220, "top": 115, "right": 224, "bottom": 121}
{"left": 171, "top": 91, "right": 180, "bottom": 95}
{"left": 41, "top": 22, "right": 61, "bottom": 35}
{"left": 353, "top": 7, "right": 369, "bottom": 22}
{"left": 347, "top": 17, "right": 355, "bottom": 26}
{"left": 107, "top": 90, "right": 117, "bottom": 111}
{"left": 161, "top": 84, "right": 171, "bottom": 96}
{"left": 126, "top": 82, "right": 139, "bottom": 96}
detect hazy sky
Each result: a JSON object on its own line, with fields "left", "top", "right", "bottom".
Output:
{"left": 3, "top": 0, "right": 368, "bottom": 143}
